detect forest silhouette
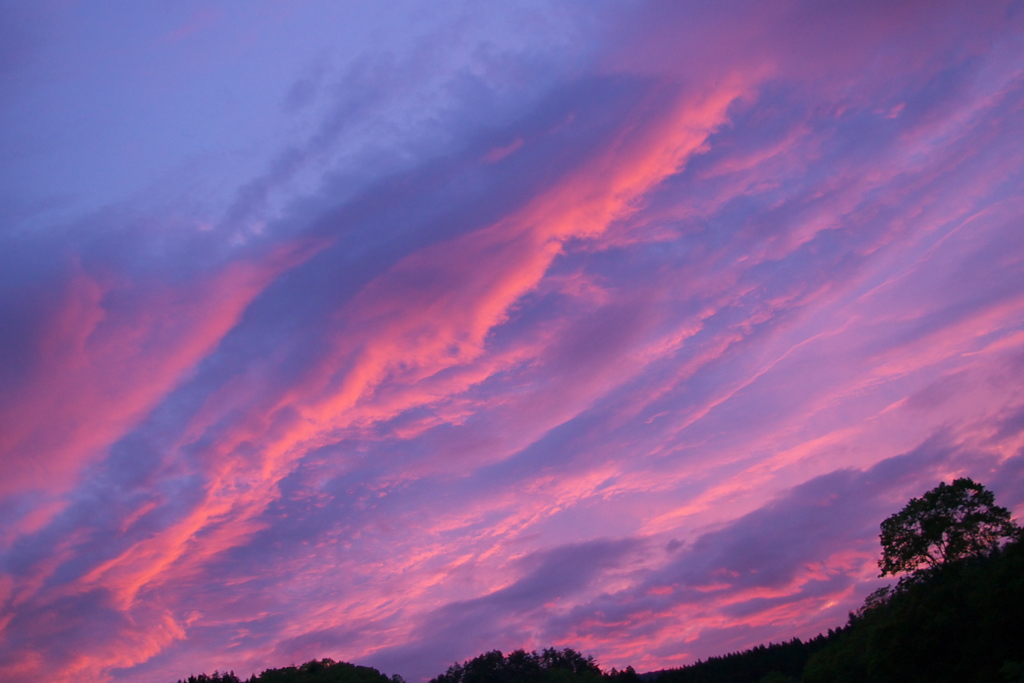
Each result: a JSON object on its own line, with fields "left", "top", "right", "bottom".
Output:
{"left": 174, "top": 479, "right": 1024, "bottom": 683}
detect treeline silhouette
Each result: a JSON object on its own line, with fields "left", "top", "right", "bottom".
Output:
{"left": 173, "top": 542, "right": 1024, "bottom": 683}
{"left": 801, "top": 537, "right": 1024, "bottom": 682}
{"left": 428, "top": 647, "right": 641, "bottom": 683}
{"left": 648, "top": 633, "right": 840, "bottom": 683}
{"left": 175, "top": 658, "right": 404, "bottom": 683}
{"left": 648, "top": 536, "right": 1024, "bottom": 682}
{"left": 172, "top": 479, "right": 1024, "bottom": 683}
{"left": 174, "top": 649, "right": 636, "bottom": 683}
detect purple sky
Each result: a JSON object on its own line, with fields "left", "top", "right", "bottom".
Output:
{"left": 2, "top": 2, "right": 1024, "bottom": 681}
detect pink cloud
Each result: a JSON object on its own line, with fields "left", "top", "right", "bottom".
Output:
{"left": 3, "top": 2, "right": 1024, "bottom": 682}
{"left": 0, "top": 241, "right": 316, "bottom": 502}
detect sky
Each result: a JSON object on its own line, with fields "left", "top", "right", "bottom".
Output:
{"left": 2, "top": 1, "right": 1024, "bottom": 681}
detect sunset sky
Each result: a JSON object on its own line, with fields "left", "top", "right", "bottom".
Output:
{"left": 2, "top": 2, "right": 1024, "bottom": 682}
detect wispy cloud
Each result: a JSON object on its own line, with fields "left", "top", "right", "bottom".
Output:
{"left": 2, "top": 2, "right": 1023, "bottom": 682}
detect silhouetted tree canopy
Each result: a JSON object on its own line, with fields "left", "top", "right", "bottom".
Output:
{"left": 878, "top": 477, "right": 1019, "bottom": 577}
{"left": 804, "top": 536, "right": 1024, "bottom": 682}
{"left": 174, "top": 480, "right": 1024, "bottom": 683}
{"left": 650, "top": 635, "right": 838, "bottom": 683}
{"left": 428, "top": 647, "right": 639, "bottom": 683}
{"left": 175, "top": 658, "right": 402, "bottom": 683}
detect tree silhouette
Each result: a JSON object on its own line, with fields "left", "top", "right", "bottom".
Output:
{"left": 428, "top": 647, "right": 635, "bottom": 683}
{"left": 878, "top": 477, "right": 1019, "bottom": 577}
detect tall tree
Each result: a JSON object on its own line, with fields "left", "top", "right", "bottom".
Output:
{"left": 878, "top": 477, "right": 1019, "bottom": 576}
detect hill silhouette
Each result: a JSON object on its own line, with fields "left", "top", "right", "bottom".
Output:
{"left": 648, "top": 534, "right": 1024, "bottom": 682}
{"left": 173, "top": 481, "right": 1023, "bottom": 683}
{"left": 174, "top": 540, "right": 1024, "bottom": 683}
